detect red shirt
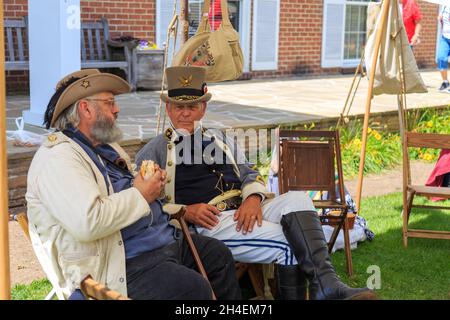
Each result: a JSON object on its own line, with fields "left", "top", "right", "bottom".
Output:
{"left": 402, "top": 0, "right": 422, "bottom": 43}
{"left": 209, "top": 0, "right": 222, "bottom": 31}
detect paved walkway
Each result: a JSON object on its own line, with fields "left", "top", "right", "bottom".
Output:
{"left": 6, "top": 69, "right": 450, "bottom": 155}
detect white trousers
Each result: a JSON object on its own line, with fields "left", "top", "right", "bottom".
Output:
{"left": 196, "top": 191, "right": 316, "bottom": 266}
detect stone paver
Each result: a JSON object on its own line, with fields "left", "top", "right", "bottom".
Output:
{"left": 6, "top": 70, "right": 450, "bottom": 155}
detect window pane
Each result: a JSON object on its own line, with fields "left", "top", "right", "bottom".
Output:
{"left": 344, "top": 1, "right": 369, "bottom": 61}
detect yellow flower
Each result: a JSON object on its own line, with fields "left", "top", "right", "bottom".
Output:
{"left": 368, "top": 127, "right": 372, "bottom": 134}
{"left": 353, "top": 138, "right": 361, "bottom": 147}
{"left": 427, "top": 121, "right": 433, "bottom": 128}
{"left": 374, "top": 133, "right": 382, "bottom": 141}
{"left": 423, "top": 153, "right": 433, "bottom": 161}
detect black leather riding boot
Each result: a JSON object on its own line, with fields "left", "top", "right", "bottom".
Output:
{"left": 280, "top": 211, "right": 378, "bottom": 300}
{"left": 275, "top": 264, "right": 308, "bottom": 300}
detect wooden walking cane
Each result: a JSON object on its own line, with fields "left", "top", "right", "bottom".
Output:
{"left": 173, "top": 207, "right": 217, "bottom": 300}
{"left": 355, "top": 0, "right": 391, "bottom": 213}
{"left": 0, "top": 0, "right": 12, "bottom": 300}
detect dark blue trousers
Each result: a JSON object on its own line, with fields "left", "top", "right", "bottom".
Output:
{"left": 126, "top": 234, "right": 241, "bottom": 300}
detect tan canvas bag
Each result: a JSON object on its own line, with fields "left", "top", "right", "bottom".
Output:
{"left": 172, "top": 0, "right": 244, "bottom": 82}
{"left": 365, "top": 1, "right": 427, "bottom": 96}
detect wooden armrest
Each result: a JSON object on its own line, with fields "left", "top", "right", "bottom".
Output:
{"left": 80, "top": 275, "right": 130, "bottom": 300}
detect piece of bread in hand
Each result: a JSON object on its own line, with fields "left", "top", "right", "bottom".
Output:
{"left": 140, "top": 160, "right": 156, "bottom": 180}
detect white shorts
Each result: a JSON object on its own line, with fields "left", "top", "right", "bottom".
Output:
{"left": 196, "top": 191, "right": 315, "bottom": 266}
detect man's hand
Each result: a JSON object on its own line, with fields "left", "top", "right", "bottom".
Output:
{"left": 133, "top": 165, "right": 167, "bottom": 203}
{"left": 411, "top": 34, "right": 420, "bottom": 46}
{"left": 185, "top": 203, "right": 221, "bottom": 230}
{"left": 234, "top": 194, "right": 263, "bottom": 235}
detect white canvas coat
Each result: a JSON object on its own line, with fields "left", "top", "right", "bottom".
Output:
{"left": 26, "top": 132, "right": 150, "bottom": 298}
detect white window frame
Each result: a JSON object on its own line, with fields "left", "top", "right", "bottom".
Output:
{"left": 343, "top": 1, "right": 371, "bottom": 67}
{"left": 251, "top": 0, "right": 280, "bottom": 71}
{"left": 241, "top": 0, "right": 251, "bottom": 72}
{"left": 322, "top": 0, "right": 370, "bottom": 68}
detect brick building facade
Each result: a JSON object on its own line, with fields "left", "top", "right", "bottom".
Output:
{"left": 3, "top": 0, "right": 441, "bottom": 93}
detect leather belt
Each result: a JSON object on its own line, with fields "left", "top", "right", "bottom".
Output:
{"left": 214, "top": 196, "right": 242, "bottom": 212}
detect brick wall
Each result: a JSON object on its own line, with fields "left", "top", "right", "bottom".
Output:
{"left": 414, "top": 2, "right": 439, "bottom": 69}
{"left": 252, "top": 0, "right": 326, "bottom": 78}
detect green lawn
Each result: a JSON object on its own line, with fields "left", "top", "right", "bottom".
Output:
{"left": 331, "top": 192, "right": 450, "bottom": 300}
{"left": 11, "top": 192, "right": 450, "bottom": 300}
{"left": 12, "top": 279, "right": 52, "bottom": 300}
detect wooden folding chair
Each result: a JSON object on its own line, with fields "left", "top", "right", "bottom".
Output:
{"left": 13, "top": 212, "right": 65, "bottom": 300}
{"left": 277, "top": 130, "right": 353, "bottom": 276}
{"left": 235, "top": 262, "right": 275, "bottom": 300}
{"left": 402, "top": 132, "right": 450, "bottom": 246}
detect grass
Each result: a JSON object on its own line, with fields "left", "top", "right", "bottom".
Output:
{"left": 11, "top": 278, "right": 52, "bottom": 300}
{"left": 11, "top": 192, "right": 449, "bottom": 300}
{"left": 331, "top": 192, "right": 450, "bottom": 300}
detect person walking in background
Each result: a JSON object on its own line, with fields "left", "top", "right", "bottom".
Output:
{"left": 400, "top": 0, "right": 423, "bottom": 48}
{"left": 209, "top": 0, "right": 222, "bottom": 31}
{"left": 437, "top": 5, "right": 450, "bottom": 92}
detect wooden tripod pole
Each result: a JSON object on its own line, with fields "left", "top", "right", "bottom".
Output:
{"left": 180, "top": 0, "right": 189, "bottom": 44}
{"left": 0, "top": 0, "right": 12, "bottom": 300}
{"left": 355, "top": 0, "right": 391, "bottom": 213}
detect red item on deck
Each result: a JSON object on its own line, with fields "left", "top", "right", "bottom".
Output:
{"left": 425, "top": 149, "right": 450, "bottom": 200}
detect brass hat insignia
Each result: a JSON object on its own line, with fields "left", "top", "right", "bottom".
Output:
{"left": 178, "top": 75, "right": 193, "bottom": 87}
{"left": 81, "top": 80, "right": 91, "bottom": 89}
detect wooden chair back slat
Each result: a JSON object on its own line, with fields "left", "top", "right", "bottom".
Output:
{"left": 406, "top": 132, "right": 450, "bottom": 149}
{"left": 80, "top": 29, "right": 87, "bottom": 61}
{"left": 87, "top": 29, "right": 95, "bottom": 59}
{"left": 101, "top": 17, "right": 111, "bottom": 61}
{"left": 279, "top": 130, "right": 336, "bottom": 139}
{"left": 16, "top": 27, "right": 25, "bottom": 61}
{"left": 95, "top": 28, "right": 103, "bottom": 60}
{"left": 6, "top": 27, "right": 15, "bottom": 61}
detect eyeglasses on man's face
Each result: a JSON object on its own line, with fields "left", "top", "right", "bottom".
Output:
{"left": 85, "top": 98, "right": 118, "bottom": 109}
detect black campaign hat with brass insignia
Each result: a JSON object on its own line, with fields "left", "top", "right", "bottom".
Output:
{"left": 161, "top": 66, "right": 212, "bottom": 105}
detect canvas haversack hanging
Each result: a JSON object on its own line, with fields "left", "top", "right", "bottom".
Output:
{"left": 172, "top": 0, "right": 244, "bottom": 82}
